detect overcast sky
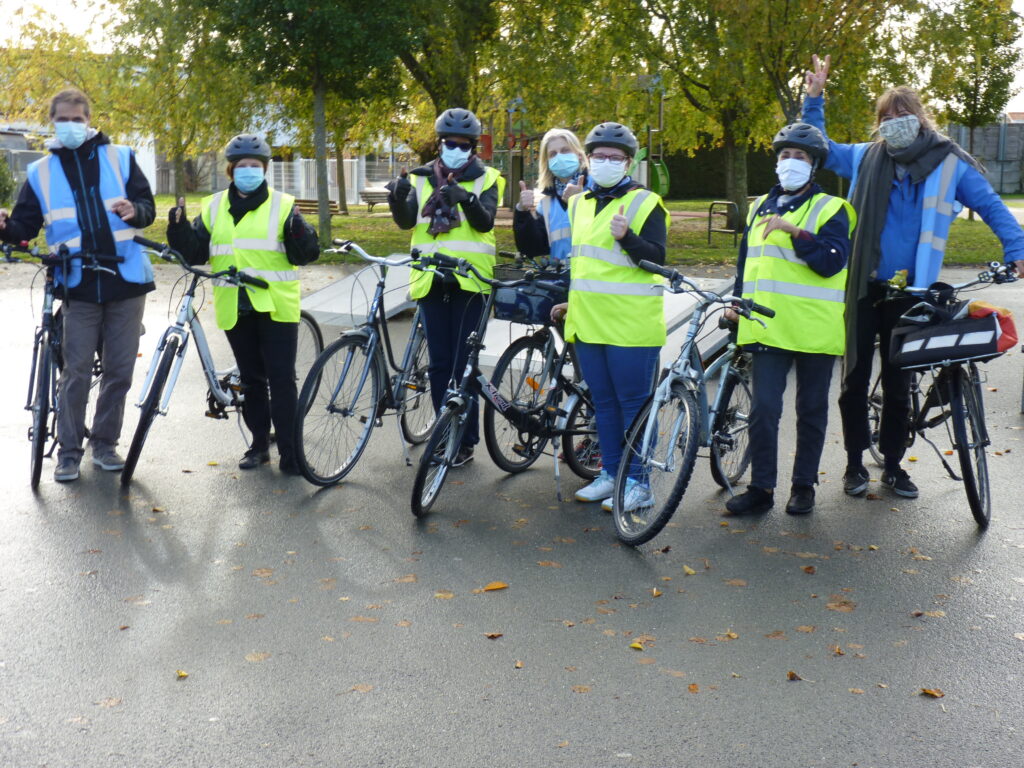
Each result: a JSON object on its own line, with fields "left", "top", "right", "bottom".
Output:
{"left": 6, "top": 0, "right": 1024, "bottom": 113}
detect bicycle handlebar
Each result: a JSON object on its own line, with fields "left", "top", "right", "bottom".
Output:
{"left": 637, "top": 259, "right": 775, "bottom": 321}
{"left": 328, "top": 238, "right": 415, "bottom": 268}
{"left": 133, "top": 235, "right": 269, "bottom": 289}
{"left": 898, "top": 261, "right": 1018, "bottom": 295}
{"left": 413, "top": 251, "right": 540, "bottom": 290}
{"left": 2, "top": 241, "right": 123, "bottom": 270}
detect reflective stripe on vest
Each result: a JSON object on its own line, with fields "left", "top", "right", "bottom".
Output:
{"left": 738, "top": 191, "right": 855, "bottom": 355}
{"left": 25, "top": 143, "right": 150, "bottom": 288}
{"left": 407, "top": 166, "right": 505, "bottom": 298}
{"left": 563, "top": 188, "right": 669, "bottom": 347}
{"left": 203, "top": 188, "right": 298, "bottom": 330}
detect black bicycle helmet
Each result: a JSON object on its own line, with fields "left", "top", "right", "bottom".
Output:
{"left": 434, "top": 108, "right": 482, "bottom": 139}
{"left": 584, "top": 122, "right": 639, "bottom": 157}
{"left": 225, "top": 134, "right": 272, "bottom": 163}
{"left": 771, "top": 122, "right": 828, "bottom": 164}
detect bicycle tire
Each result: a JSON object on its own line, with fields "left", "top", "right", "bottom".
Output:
{"left": 411, "top": 405, "right": 465, "bottom": 517}
{"left": 612, "top": 385, "right": 700, "bottom": 546}
{"left": 561, "top": 388, "right": 600, "bottom": 480}
{"left": 866, "top": 373, "right": 885, "bottom": 468}
{"left": 398, "top": 323, "right": 434, "bottom": 445}
{"left": 121, "top": 336, "right": 179, "bottom": 486}
{"left": 296, "top": 310, "right": 325, "bottom": 398}
{"left": 951, "top": 363, "right": 991, "bottom": 528}
{"left": 483, "top": 334, "right": 550, "bottom": 473}
{"left": 29, "top": 337, "right": 53, "bottom": 489}
{"left": 709, "top": 361, "right": 752, "bottom": 488}
{"left": 295, "top": 335, "right": 382, "bottom": 486}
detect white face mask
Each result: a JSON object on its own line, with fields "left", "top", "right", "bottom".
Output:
{"left": 878, "top": 114, "right": 920, "bottom": 150}
{"left": 775, "top": 157, "right": 812, "bottom": 192}
{"left": 589, "top": 157, "right": 627, "bottom": 188}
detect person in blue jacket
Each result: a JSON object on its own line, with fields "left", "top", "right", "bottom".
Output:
{"left": 803, "top": 54, "right": 1024, "bottom": 500}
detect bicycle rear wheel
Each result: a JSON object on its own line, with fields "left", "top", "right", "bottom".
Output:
{"left": 483, "top": 333, "right": 550, "bottom": 473}
{"left": 709, "top": 358, "right": 752, "bottom": 488}
{"left": 411, "top": 405, "right": 465, "bottom": 517}
{"left": 612, "top": 385, "right": 700, "bottom": 546}
{"left": 398, "top": 323, "right": 434, "bottom": 445}
{"left": 121, "top": 336, "right": 178, "bottom": 486}
{"left": 951, "top": 363, "right": 991, "bottom": 528}
{"left": 561, "top": 389, "right": 600, "bottom": 480}
{"left": 295, "top": 336, "right": 381, "bottom": 486}
{"left": 29, "top": 336, "right": 53, "bottom": 489}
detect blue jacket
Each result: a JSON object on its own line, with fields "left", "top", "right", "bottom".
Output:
{"left": 802, "top": 94, "right": 1024, "bottom": 283}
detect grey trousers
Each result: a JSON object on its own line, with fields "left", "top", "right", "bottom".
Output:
{"left": 58, "top": 295, "right": 146, "bottom": 461}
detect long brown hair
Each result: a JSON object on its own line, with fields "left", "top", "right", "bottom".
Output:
{"left": 873, "top": 86, "right": 936, "bottom": 137}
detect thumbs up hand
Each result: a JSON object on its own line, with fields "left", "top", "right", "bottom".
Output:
{"left": 610, "top": 204, "right": 628, "bottom": 240}
{"left": 389, "top": 166, "right": 411, "bottom": 200}
{"left": 562, "top": 169, "right": 587, "bottom": 201}
{"left": 517, "top": 180, "right": 535, "bottom": 212}
{"left": 440, "top": 172, "right": 470, "bottom": 207}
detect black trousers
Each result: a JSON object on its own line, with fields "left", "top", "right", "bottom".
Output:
{"left": 225, "top": 310, "right": 299, "bottom": 464}
{"left": 838, "top": 283, "right": 917, "bottom": 466}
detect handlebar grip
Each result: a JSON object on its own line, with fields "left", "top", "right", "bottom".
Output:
{"left": 750, "top": 301, "right": 776, "bottom": 319}
{"left": 638, "top": 259, "right": 675, "bottom": 280}
{"left": 239, "top": 273, "right": 269, "bottom": 290}
{"left": 718, "top": 315, "right": 738, "bottom": 331}
{"left": 133, "top": 235, "right": 168, "bottom": 252}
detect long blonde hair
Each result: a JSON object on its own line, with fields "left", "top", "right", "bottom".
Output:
{"left": 873, "top": 86, "right": 937, "bottom": 137}
{"left": 536, "top": 128, "right": 587, "bottom": 192}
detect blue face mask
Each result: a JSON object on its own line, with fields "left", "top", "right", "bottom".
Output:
{"left": 55, "top": 121, "right": 88, "bottom": 150}
{"left": 440, "top": 145, "right": 471, "bottom": 170}
{"left": 548, "top": 152, "right": 580, "bottom": 180}
{"left": 233, "top": 166, "right": 265, "bottom": 194}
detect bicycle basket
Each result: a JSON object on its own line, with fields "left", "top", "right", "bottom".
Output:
{"left": 890, "top": 310, "right": 1002, "bottom": 370}
{"left": 492, "top": 265, "right": 569, "bottom": 325}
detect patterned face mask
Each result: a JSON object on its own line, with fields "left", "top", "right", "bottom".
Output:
{"left": 878, "top": 114, "right": 920, "bottom": 150}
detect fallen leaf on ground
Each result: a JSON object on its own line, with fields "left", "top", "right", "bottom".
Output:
{"left": 571, "top": 685, "right": 590, "bottom": 693}
{"left": 557, "top": 741, "right": 569, "bottom": 748}
{"left": 717, "top": 631, "right": 739, "bottom": 641}
{"left": 920, "top": 688, "right": 945, "bottom": 698}
{"left": 483, "top": 581, "right": 508, "bottom": 591}
{"left": 637, "top": 657, "right": 655, "bottom": 665}
{"left": 434, "top": 590, "right": 455, "bottom": 599}
{"left": 351, "top": 684, "right": 373, "bottom": 693}
{"left": 483, "top": 633, "right": 503, "bottom": 640}
{"left": 207, "top": 461, "right": 219, "bottom": 466}
{"left": 724, "top": 579, "right": 747, "bottom": 587}
{"left": 765, "top": 630, "right": 786, "bottom": 639}
{"left": 688, "top": 683, "right": 700, "bottom": 693}
{"left": 849, "top": 688, "right": 864, "bottom": 694}
{"left": 245, "top": 652, "right": 270, "bottom": 663}
{"left": 95, "top": 698, "right": 121, "bottom": 708}
{"left": 514, "top": 661, "right": 524, "bottom": 669}
{"left": 787, "top": 671, "right": 803, "bottom": 681}
{"left": 629, "top": 641, "right": 645, "bottom": 650}
{"left": 394, "top": 574, "right": 417, "bottom": 583}
{"left": 683, "top": 565, "right": 697, "bottom": 576}
{"left": 349, "top": 616, "right": 379, "bottom": 623}
{"left": 175, "top": 669, "right": 189, "bottom": 679}
{"left": 245, "top": 613, "right": 264, "bottom": 620}
{"left": 802, "top": 566, "right": 817, "bottom": 575}
{"left": 831, "top": 645, "right": 845, "bottom": 656}
{"left": 651, "top": 588, "right": 662, "bottom": 598}
{"left": 827, "top": 600, "right": 856, "bottom": 613}
{"left": 252, "top": 568, "right": 274, "bottom": 578}
{"left": 865, "top": 493, "right": 882, "bottom": 500}
{"left": 537, "top": 561, "right": 562, "bottom": 568}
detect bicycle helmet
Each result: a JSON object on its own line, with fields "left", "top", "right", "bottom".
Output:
{"left": 771, "top": 123, "right": 828, "bottom": 165}
{"left": 584, "top": 122, "right": 639, "bottom": 158}
{"left": 225, "top": 134, "right": 272, "bottom": 163}
{"left": 434, "top": 108, "right": 482, "bottom": 140}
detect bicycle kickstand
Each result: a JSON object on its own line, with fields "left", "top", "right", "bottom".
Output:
{"left": 394, "top": 414, "right": 413, "bottom": 467}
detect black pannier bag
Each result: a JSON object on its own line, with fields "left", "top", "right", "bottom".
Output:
{"left": 889, "top": 300, "right": 1001, "bottom": 370}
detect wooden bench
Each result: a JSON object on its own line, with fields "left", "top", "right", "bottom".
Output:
{"left": 360, "top": 187, "right": 390, "bottom": 213}
{"left": 294, "top": 198, "right": 341, "bottom": 216}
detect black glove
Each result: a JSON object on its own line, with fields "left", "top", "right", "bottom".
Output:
{"left": 441, "top": 181, "right": 470, "bottom": 207}
{"left": 287, "top": 207, "right": 307, "bottom": 237}
{"left": 168, "top": 200, "right": 186, "bottom": 227}
{"left": 388, "top": 168, "right": 411, "bottom": 201}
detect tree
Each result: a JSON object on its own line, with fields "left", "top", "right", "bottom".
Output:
{"left": 192, "top": 0, "right": 413, "bottom": 245}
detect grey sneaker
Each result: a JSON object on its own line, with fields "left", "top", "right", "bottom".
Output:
{"left": 92, "top": 448, "right": 126, "bottom": 471}
{"left": 54, "top": 456, "right": 81, "bottom": 482}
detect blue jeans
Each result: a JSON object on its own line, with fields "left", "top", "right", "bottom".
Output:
{"left": 418, "top": 280, "right": 487, "bottom": 447}
{"left": 574, "top": 341, "right": 660, "bottom": 479}
{"left": 749, "top": 348, "right": 836, "bottom": 490}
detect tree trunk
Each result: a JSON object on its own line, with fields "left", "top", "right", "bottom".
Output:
{"left": 313, "top": 75, "right": 331, "bottom": 248}
{"left": 722, "top": 127, "right": 749, "bottom": 230}
{"left": 335, "top": 144, "right": 349, "bottom": 215}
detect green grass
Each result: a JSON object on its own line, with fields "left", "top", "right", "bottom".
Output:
{"left": 143, "top": 194, "right": 1015, "bottom": 270}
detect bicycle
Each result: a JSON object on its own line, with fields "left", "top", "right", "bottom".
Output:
{"left": 482, "top": 255, "right": 600, "bottom": 488}
{"left": 610, "top": 260, "right": 774, "bottom": 546}
{"left": 4, "top": 241, "right": 114, "bottom": 488}
{"left": 410, "top": 254, "right": 597, "bottom": 517}
{"left": 293, "top": 239, "right": 434, "bottom": 486}
{"left": 122, "top": 235, "right": 324, "bottom": 485}
{"left": 867, "top": 262, "right": 1018, "bottom": 528}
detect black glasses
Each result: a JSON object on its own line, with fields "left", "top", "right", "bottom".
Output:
{"left": 442, "top": 139, "right": 473, "bottom": 151}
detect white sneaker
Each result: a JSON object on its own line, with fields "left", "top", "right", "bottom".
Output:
{"left": 575, "top": 470, "right": 614, "bottom": 502}
{"left": 601, "top": 478, "right": 655, "bottom": 513}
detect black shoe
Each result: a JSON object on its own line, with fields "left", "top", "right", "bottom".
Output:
{"left": 880, "top": 468, "right": 918, "bottom": 498}
{"left": 725, "top": 486, "right": 774, "bottom": 516}
{"left": 239, "top": 448, "right": 270, "bottom": 470}
{"left": 452, "top": 446, "right": 475, "bottom": 467}
{"left": 786, "top": 485, "right": 815, "bottom": 515}
{"left": 843, "top": 466, "right": 870, "bottom": 496}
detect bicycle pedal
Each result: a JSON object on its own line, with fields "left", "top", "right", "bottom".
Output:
{"left": 204, "top": 410, "right": 228, "bottom": 420}
{"left": 512, "top": 444, "right": 532, "bottom": 457}
{"left": 404, "top": 382, "right": 424, "bottom": 392}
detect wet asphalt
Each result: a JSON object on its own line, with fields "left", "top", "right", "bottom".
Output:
{"left": 1, "top": 263, "right": 1022, "bottom": 768}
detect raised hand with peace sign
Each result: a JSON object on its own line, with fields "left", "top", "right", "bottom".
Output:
{"left": 804, "top": 53, "right": 830, "bottom": 98}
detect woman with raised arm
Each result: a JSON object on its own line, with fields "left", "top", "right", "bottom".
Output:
{"left": 166, "top": 134, "right": 319, "bottom": 475}
{"left": 386, "top": 108, "right": 506, "bottom": 467}
{"left": 802, "top": 55, "right": 1024, "bottom": 502}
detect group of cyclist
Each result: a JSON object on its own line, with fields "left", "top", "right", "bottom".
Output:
{"left": 3, "top": 53, "right": 1023, "bottom": 520}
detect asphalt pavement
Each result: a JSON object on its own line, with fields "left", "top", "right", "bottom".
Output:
{"left": 1, "top": 262, "right": 1022, "bottom": 768}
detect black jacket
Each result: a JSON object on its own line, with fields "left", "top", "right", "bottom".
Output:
{"left": 1, "top": 132, "right": 157, "bottom": 302}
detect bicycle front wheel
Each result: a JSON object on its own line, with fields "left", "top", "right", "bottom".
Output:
{"left": 951, "top": 363, "right": 991, "bottom": 528}
{"left": 483, "top": 333, "right": 550, "bottom": 473}
{"left": 398, "top": 323, "right": 434, "bottom": 445}
{"left": 296, "top": 310, "right": 325, "bottom": 398}
{"left": 295, "top": 336, "right": 382, "bottom": 486}
{"left": 411, "top": 405, "right": 465, "bottom": 517}
{"left": 866, "top": 373, "right": 885, "bottom": 468}
{"left": 612, "top": 385, "right": 700, "bottom": 546}
{"left": 29, "top": 337, "right": 53, "bottom": 489}
{"left": 709, "top": 360, "right": 752, "bottom": 488}
{"left": 121, "top": 336, "right": 179, "bottom": 486}
{"left": 561, "top": 389, "right": 600, "bottom": 480}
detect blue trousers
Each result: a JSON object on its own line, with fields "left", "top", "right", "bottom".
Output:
{"left": 418, "top": 281, "right": 487, "bottom": 446}
{"left": 574, "top": 341, "right": 660, "bottom": 479}
{"left": 749, "top": 348, "right": 836, "bottom": 490}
